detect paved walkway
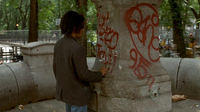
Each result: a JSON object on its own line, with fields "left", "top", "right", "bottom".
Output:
{"left": 5, "top": 98, "right": 200, "bottom": 112}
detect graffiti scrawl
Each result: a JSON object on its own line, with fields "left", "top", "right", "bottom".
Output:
{"left": 97, "top": 12, "right": 119, "bottom": 73}
{"left": 124, "top": 3, "right": 160, "bottom": 88}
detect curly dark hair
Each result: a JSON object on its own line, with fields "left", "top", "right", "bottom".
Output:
{"left": 60, "top": 11, "right": 85, "bottom": 35}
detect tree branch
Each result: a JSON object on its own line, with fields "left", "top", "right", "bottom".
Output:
{"left": 190, "top": 8, "right": 199, "bottom": 19}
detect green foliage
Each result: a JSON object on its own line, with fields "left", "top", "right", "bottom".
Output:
{"left": 0, "top": 0, "right": 98, "bottom": 44}
{"left": 197, "top": 18, "right": 200, "bottom": 23}
{"left": 159, "top": 0, "right": 195, "bottom": 29}
{"left": 38, "top": 0, "right": 57, "bottom": 30}
{"left": 60, "top": 0, "right": 77, "bottom": 15}
{"left": 87, "top": 0, "right": 97, "bottom": 30}
{"left": 0, "top": 0, "right": 30, "bottom": 30}
{"left": 159, "top": 0, "right": 172, "bottom": 28}
{"left": 86, "top": 0, "right": 97, "bottom": 43}
{"left": 87, "top": 30, "right": 97, "bottom": 43}
{"left": 0, "top": 0, "right": 97, "bottom": 30}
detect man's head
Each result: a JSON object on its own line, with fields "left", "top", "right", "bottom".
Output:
{"left": 190, "top": 33, "right": 193, "bottom": 37}
{"left": 60, "top": 11, "right": 85, "bottom": 38}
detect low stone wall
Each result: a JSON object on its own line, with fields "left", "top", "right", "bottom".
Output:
{"left": 0, "top": 42, "right": 56, "bottom": 111}
{"left": 160, "top": 58, "right": 200, "bottom": 100}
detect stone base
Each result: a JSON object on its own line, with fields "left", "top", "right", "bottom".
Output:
{"left": 89, "top": 92, "right": 171, "bottom": 112}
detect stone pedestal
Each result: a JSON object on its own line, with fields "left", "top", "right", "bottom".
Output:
{"left": 89, "top": 0, "right": 172, "bottom": 112}
{"left": 20, "top": 42, "right": 56, "bottom": 101}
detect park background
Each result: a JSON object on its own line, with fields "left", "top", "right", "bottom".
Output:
{"left": 0, "top": 0, "right": 200, "bottom": 60}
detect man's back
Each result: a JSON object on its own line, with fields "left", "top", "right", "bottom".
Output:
{"left": 53, "top": 35, "right": 102, "bottom": 106}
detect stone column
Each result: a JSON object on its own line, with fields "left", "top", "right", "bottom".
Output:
{"left": 89, "top": 0, "right": 172, "bottom": 112}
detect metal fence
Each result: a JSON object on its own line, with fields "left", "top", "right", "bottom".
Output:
{"left": 1, "top": 28, "right": 198, "bottom": 59}
{"left": 0, "top": 28, "right": 179, "bottom": 45}
{"left": 0, "top": 30, "right": 96, "bottom": 59}
{"left": 0, "top": 30, "right": 62, "bottom": 45}
{"left": 0, "top": 46, "right": 22, "bottom": 63}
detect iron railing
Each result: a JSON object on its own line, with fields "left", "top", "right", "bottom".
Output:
{"left": 0, "top": 30, "right": 97, "bottom": 63}
{"left": 0, "top": 30, "right": 62, "bottom": 44}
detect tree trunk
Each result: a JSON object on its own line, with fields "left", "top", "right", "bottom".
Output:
{"left": 183, "top": 0, "right": 189, "bottom": 30}
{"left": 76, "top": 0, "right": 88, "bottom": 53}
{"left": 22, "top": 17, "right": 27, "bottom": 30}
{"left": 169, "top": 0, "right": 186, "bottom": 57}
{"left": 28, "top": 0, "right": 38, "bottom": 43}
{"left": 21, "top": 1, "right": 29, "bottom": 30}
{"left": 197, "top": 0, "right": 200, "bottom": 29}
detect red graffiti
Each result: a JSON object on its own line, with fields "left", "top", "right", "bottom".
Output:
{"left": 146, "top": 74, "right": 155, "bottom": 89}
{"left": 97, "top": 12, "right": 119, "bottom": 73}
{"left": 124, "top": 3, "right": 159, "bottom": 88}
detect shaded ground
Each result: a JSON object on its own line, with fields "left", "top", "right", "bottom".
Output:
{"left": 5, "top": 99, "right": 200, "bottom": 112}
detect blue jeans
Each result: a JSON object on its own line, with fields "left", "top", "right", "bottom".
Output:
{"left": 66, "top": 103, "right": 87, "bottom": 112}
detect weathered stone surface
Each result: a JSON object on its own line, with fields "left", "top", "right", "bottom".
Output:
{"left": 89, "top": 0, "right": 171, "bottom": 111}
{"left": 20, "top": 41, "right": 55, "bottom": 67}
{"left": 160, "top": 58, "right": 182, "bottom": 94}
{"left": 21, "top": 42, "right": 56, "bottom": 101}
{"left": 161, "top": 58, "right": 200, "bottom": 100}
{"left": 0, "top": 42, "right": 56, "bottom": 110}
{"left": 6, "top": 62, "right": 38, "bottom": 104}
{"left": 0, "top": 59, "right": 38, "bottom": 111}
{"left": 90, "top": 57, "right": 200, "bottom": 102}
{"left": 178, "top": 59, "right": 200, "bottom": 100}
{"left": 0, "top": 64, "right": 18, "bottom": 111}
{"left": 97, "top": 92, "right": 171, "bottom": 112}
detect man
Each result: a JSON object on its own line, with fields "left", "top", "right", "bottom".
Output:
{"left": 53, "top": 11, "right": 108, "bottom": 112}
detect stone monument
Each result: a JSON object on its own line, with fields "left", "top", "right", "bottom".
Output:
{"left": 89, "top": 0, "right": 172, "bottom": 112}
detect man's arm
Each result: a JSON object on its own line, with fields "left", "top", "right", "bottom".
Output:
{"left": 73, "top": 46, "right": 103, "bottom": 82}
{"left": 53, "top": 47, "right": 56, "bottom": 78}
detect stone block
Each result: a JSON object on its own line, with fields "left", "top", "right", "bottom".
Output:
{"left": 0, "top": 64, "right": 18, "bottom": 111}
{"left": 160, "top": 58, "right": 200, "bottom": 100}
{"left": 21, "top": 42, "right": 56, "bottom": 101}
{"left": 6, "top": 62, "right": 38, "bottom": 104}
{"left": 20, "top": 41, "right": 55, "bottom": 67}
{"left": 0, "top": 42, "right": 56, "bottom": 110}
{"left": 97, "top": 92, "right": 171, "bottom": 112}
{"left": 160, "top": 58, "right": 182, "bottom": 94}
{"left": 31, "top": 65, "right": 56, "bottom": 101}
{"left": 178, "top": 59, "right": 200, "bottom": 100}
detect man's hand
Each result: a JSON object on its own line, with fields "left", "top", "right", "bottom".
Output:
{"left": 100, "top": 66, "right": 108, "bottom": 76}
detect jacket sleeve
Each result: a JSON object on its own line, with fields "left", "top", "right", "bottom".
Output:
{"left": 53, "top": 46, "right": 56, "bottom": 78}
{"left": 73, "top": 46, "right": 102, "bottom": 82}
